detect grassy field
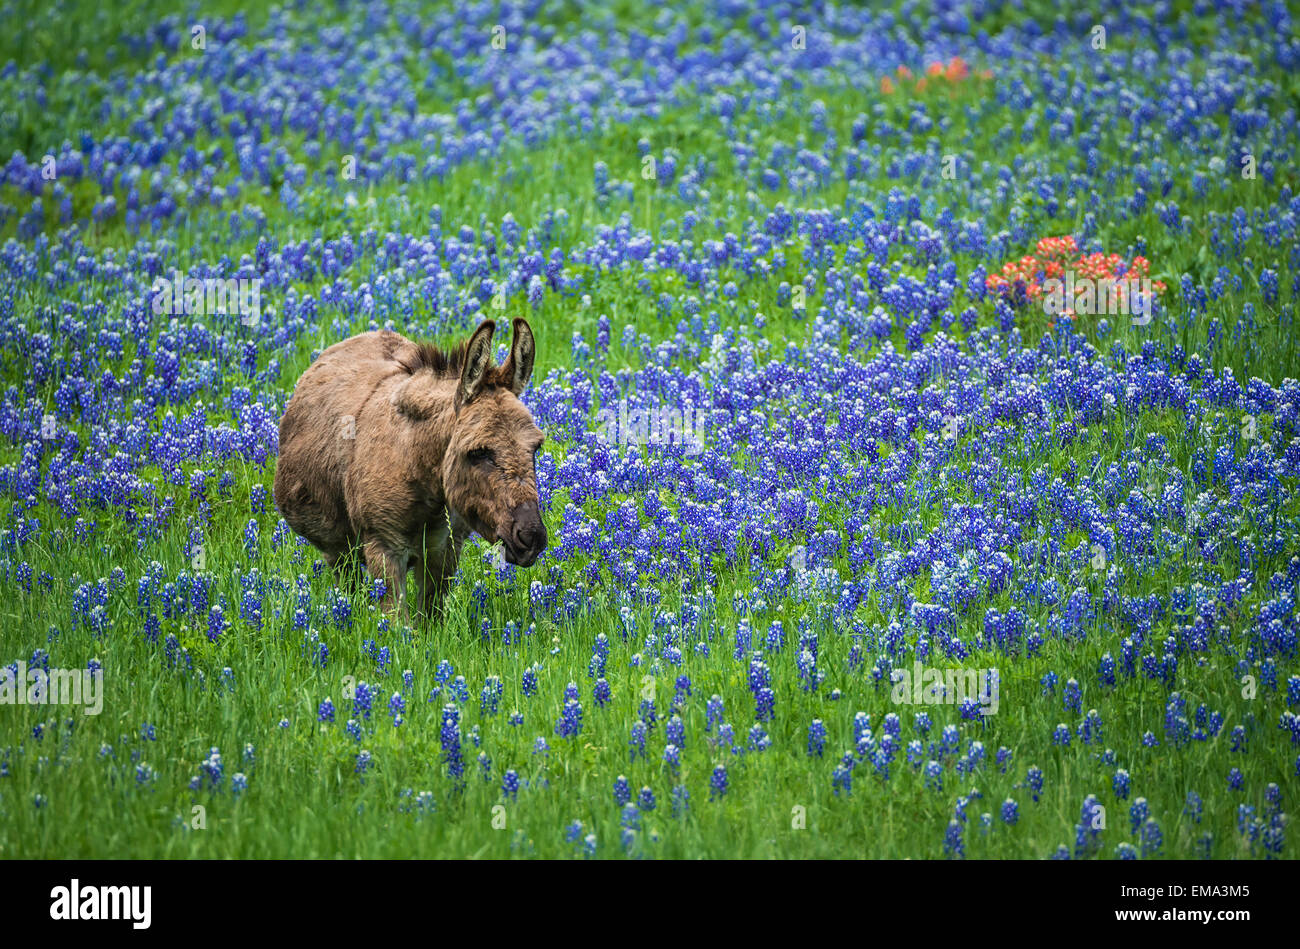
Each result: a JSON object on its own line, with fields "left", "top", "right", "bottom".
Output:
{"left": 1, "top": 0, "right": 1297, "bottom": 858}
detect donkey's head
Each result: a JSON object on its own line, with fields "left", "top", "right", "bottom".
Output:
{"left": 441, "top": 318, "right": 547, "bottom": 566}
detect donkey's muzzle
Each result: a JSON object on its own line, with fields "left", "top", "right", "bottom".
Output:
{"left": 503, "top": 503, "right": 547, "bottom": 567}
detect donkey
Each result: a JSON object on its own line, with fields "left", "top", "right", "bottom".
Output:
{"left": 273, "top": 318, "right": 547, "bottom": 619}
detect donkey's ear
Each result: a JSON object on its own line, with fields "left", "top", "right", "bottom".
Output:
{"left": 393, "top": 371, "right": 439, "bottom": 420}
{"left": 458, "top": 320, "right": 496, "bottom": 406}
{"left": 502, "top": 318, "right": 535, "bottom": 395}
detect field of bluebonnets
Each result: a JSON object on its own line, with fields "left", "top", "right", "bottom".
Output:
{"left": 1, "top": 0, "right": 1298, "bottom": 859}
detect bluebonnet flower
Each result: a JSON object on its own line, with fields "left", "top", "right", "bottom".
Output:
{"left": 943, "top": 819, "right": 964, "bottom": 858}
{"left": 1129, "top": 798, "right": 1149, "bottom": 833}
{"left": 790, "top": 647, "right": 821, "bottom": 691}
{"left": 1078, "top": 709, "right": 1104, "bottom": 745}
{"left": 440, "top": 706, "right": 463, "bottom": 781}
{"left": 554, "top": 698, "right": 583, "bottom": 739}
{"left": 1140, "top": 818, "right": 1163, "bottom": 857}
{"left": 1025, "top": 766, "right": 1044, "bottom": 803}
{"left": 480, "top": 676, "right": 503, "bottom": 717}
{"left": 707, "top": 696, "right": 728, "bottom": 733}
{"left": 672, "top": 675, "right": 691, "bottom": 705}
{"left": 502, "top": 770, "right": 520, "bottom": 800}
{"left": 666, "top": 714, "right": 685, "bottom": 748}
{"left": 628, "top": 720, "right": 647, "bottom": 760}
{"left": 1164, "top": 693, "right": 1191, "bottom": 747}
{"left": 1113, "top": 769, "right": 1130, "bottom": 800}
{"left": 807, "top": 719, "right": 827, "bottom": 757}
{"left": 451, "top": 676, "right": 470, "bottom": 703}
{"left": 197, "top": 747, "right": 224, "bottom": 790}
{"left": 664, "top": 743, "right": 681, "bottom": 771}
{"left": 1063, "top": 678, "right": 1082, "bottom": 713}
{"left": 671, "top": 785, "right": 690, "bottom": 817}
{"left": 1077, "top": 795, "right": 1105, "bottom": 856}
{"left": 906, "top": 740, "right": 924, "bottom": 769}
{"left": 588, "top": 634, "right": 609, "bottom": 679}
{"left": 1098, "top": 653, "right": 1116, "bottom": 687}
{"left": 352, "top": 682, "right": 373, "bottom": 721}
{"left": 709, "top": 765, "right": 729, "bottom": 800}
{"left": 995, "top": 746, "right": 1012, "bottom": 773}
{"left": 1262, "top": 816, "right": 1285, "bottom": 857}
{"left": 207, "top": 605, "right": 227, "bottom": 642}
{"left": 938, "top": 726, "right": 960, "bottom": 757}
{"left": 1264, "top": 783, "right": 1282, "bottom": 812}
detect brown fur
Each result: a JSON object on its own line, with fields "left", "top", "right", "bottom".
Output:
{"left": 273, "top": 318, "right": 546, "bottom": 620}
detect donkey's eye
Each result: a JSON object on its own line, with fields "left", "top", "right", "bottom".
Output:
{"left": 467, "top": 448, "right": 494, "bottom": 466}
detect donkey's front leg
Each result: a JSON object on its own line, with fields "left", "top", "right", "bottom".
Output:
{"left": 326, "top": 545, "right": 365, "bottom": 592}
{"left": 363, "top": 538, "right": 409, "bottom": 622}
{"left": 418, "top": 534, "right": 464, "bottom": 621}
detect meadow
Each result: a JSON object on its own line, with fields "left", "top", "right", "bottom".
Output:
{"left": 0, "top": 0, "right": 1298, "bottom": 858}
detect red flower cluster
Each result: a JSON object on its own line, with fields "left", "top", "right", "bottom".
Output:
{"left": 986, "top": 235, "right": 1167, "bottom": 325}
{"left": 881, "top": 57, "right": 991, "bottom": 95}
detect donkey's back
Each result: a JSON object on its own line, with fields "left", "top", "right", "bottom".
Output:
{"left": 274, "top": 330, "right": 418, "bottom": 563}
